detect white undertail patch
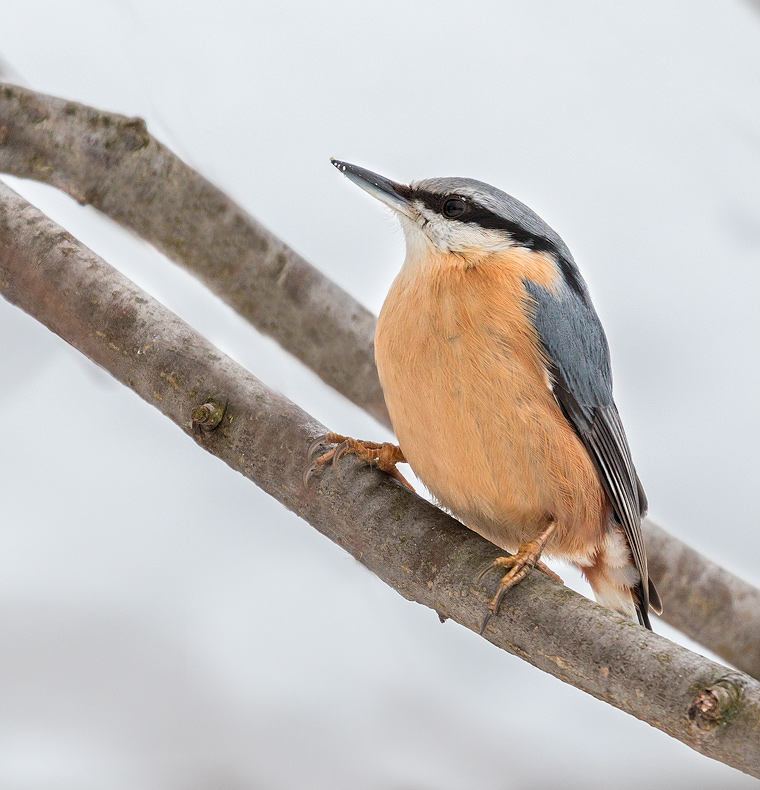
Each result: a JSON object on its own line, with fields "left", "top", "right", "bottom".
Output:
{"left": 581, "top": 527, "right": 640, "bottom": 621}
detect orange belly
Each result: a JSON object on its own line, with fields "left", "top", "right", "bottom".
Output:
{"left": 375, "top": 252, "right": 610, "bottom": 561}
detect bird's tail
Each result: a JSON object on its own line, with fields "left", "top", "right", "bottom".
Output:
{"left": 580, "top": 526, "right": 656, "bottom": 630}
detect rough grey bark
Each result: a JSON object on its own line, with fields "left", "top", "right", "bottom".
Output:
{"left": 3, "top": 181, "right": 760, "bottom": 779}
{"left": 1, "top": 82, "right": 759, "bottom": 679}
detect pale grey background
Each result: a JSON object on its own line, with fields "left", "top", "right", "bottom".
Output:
{"left": 1, "top": 1, "right": 760, "bottom": 788}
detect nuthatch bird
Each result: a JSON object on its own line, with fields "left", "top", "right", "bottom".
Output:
{"left": 309, "top": 159, "right": 662, "bottom": 631}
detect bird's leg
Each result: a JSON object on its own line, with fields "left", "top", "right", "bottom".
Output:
{"left": 304, "top": 432, "right": 415, "bottom": 492}
{"left": 477, "top": 520, "right": 558, "bottom": 634}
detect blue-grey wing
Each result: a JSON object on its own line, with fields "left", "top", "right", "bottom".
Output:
{"left": 523, "top": 277, "right": 660, "bottom": 623}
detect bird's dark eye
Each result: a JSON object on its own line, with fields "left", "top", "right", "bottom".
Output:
{"left": 442, "top": 197, "right": 466, "bottom": 219}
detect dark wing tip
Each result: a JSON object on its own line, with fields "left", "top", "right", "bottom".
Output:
{"left": 636, "top": 604, "right": 652, "bottom": 631}
{"left": 634, "top": 577, "right": 661, "bottom": 631}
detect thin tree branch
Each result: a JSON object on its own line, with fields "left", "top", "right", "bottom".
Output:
{"left": 1, "top": 83, "right": 758, "bottom": 679}
{"left": 2, "top": 182, "right": 760, "bottom": 779}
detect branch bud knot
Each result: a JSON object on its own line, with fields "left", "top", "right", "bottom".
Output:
{"left": 688, "top": 675, "right": 744, "bottom": 729}
{"left": 192, "top": 398, "right": 227, "bottom": 433}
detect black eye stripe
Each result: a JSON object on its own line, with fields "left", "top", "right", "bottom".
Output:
{"left": 411, "top": 188, "right": 585, "bottom": 299}
{"left": 414, "top": 189, "right": 555, "bottom": 250}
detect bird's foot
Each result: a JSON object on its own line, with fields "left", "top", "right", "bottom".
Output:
{"left": 477, "top": 521, "right": 558, "bottom": 634}
{"left": 304, "top": 432, "right": 415, "bottom": 491}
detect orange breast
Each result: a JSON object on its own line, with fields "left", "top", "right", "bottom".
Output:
{"left": 375, "top": 249, "right": 609, "bottom": 561}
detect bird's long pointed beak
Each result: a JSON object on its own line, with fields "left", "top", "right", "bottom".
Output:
{"left": 331, "top": 159, "right": 412, "bottom": 215}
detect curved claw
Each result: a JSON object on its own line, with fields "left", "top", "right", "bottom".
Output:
{"left": 492, "top": 582, "right": 512, "bottom": 614}
{"left": 479, "top": 610, "right": 493, "bottom": 636}
{"left": 477, "top": 557, "right": 511, "bottom": 584}
{"left": 332, "top": 440, "right": 352, "bottom": 468}
{"left": 308, "top": 434, "right": 331, "bottom": 460}
{"left": 303, "top": 460, "right": 319, "bottom": 488}
{"left": 305, "top": 433, "right": 345, "bottom": 488}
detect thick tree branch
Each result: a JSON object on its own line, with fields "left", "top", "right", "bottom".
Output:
{"left": 3, "top": 182, "right": 760, "bottom": 779}
{"left": 1, "top": 83, "right": 759, "bottom": 679}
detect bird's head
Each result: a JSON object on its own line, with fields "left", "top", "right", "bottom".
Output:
{"left": 331, "top": 158, "right": 573, "bottom": 274}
